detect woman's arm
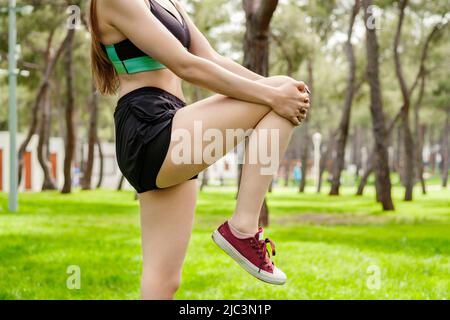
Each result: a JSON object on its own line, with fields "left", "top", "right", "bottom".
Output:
{"left": 214, "top": 56, "right": 265, "bottom": 81}
{"left": 173, "top": 0, "right": 264, "bottom": 81}
{"left": 105, "top": 0, "right": 307, "bottom": 124}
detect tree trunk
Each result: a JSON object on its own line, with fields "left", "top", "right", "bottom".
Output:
{"left": 271, "top": 32, "right": 294, "bottom": 76}
{"left": 54, "top": 78, "right": 66, "bottom": 143}
{"left": 242, "top": 0, "right": 278, "bottom": 74}
{"left": 393, "top": 0, "right": 415, "bottom": 201}
{"left": 356, "top": 161, "right": 373, "bottom": 196}
{"left": 442, "top": 108, "right": 449, "bottom": 187}
{"left": 37, "top": 87, "right": 57, "bottom": 190}
{"left": 318, "top": 134, "right": 334, "bottom": 193}
{"left": 117, "top": 175, "right": 125, "bottom": 191}
{"left": 417, "top": 125, "right": 427, "bottom": 194}
{"left": 392, "top": 1, "right": 441, "bottom": 199}
{"left": 81, "top": 85, "right": 99, "bottom": 190}
{"left": 400, "top": 112, "right": 415, "bottom": 200}
{"left": 363, "top": 0, "right": 395, "bottom": 210}
{"left": 352, "top": 126, "right": 363, "bottom": 179}
{"left": 356, "top": 109, "right": 402, "bottom": 196}
{"left": 284, "top": 162, "right": 290, "bottom": 187}
{"left": 317, "top": 154, "right": 326, "bottom": 193}
{"left": 395, "top": 124, "right": 402, "bottom": 174}
{"left": 200, "top": 168, "right": 209, "bottom": 191}
{"left": 96, "top": 137, "right": 104, "bottom": 189}
{"left": 61, "top": 29, "right": 76, "bottom": 194}
{"left": 299, "top": 58, "right": 314, "bottom": 193}
{"left": 410, "top": 22, "right": 442, "bottom": 192}
{"left": 299, "top": 124, "right": 309, "bottom": 193}
{"left": 17, "top": 29, "right": 65, "bottom": 185}
{"left": 329, "top": 0, "right": 360, "bottom": 196}
{"left": 259, "top": 199, "right": 269, "bottom": 227}
{"left": 430, "top": 127, "right": 437, "bottom": 175}
{"left": 240, "top": 0, "right": 279, "bottom": 227}
{"left": 45, "top": 85, "right": 53, "bottom": 160}
{"left": 413, "top": 75, "right": 426, "bottom": 194}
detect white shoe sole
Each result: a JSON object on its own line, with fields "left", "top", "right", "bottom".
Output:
{"left": 212, "top": 230, "right": 286, "bottom": 285}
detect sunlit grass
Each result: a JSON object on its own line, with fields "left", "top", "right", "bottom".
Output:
{"left": 0, "top": 184, "right": 449, "bottom": 299}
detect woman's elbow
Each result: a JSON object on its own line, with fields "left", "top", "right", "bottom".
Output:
{"left": 171, "top": 55, "right": 204, "bottom": 82}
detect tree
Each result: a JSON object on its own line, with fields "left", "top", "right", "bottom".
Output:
{"left": 117, "top": 175, "right": 125, "bottom": 191}
{"left": 61, "top": 28, "right": 76, "bottom": 194}
{"left": 81, "top": 85, "right": 99, "bottom": 190}
{"left": 393, "top": 0, "right": 417, "bottom": 201}
{"left": 17, "top": 28, "right": 69, "bottom": 186}
{"left": 441, "top": 108, "right": 449, "bottom": 187}
{"left": 299, "top": 58, "right": 313, "bottom": 193}
{"left": 200, "top": 168, "right": 209, "bottom": 191}
{"left": 433, "top": 80, "right": 450, "bottom": 187}
{"left": 37, "top": 85, "right": 57, "bottom": 190}
{"left": 271, "top": 2, "right": 313, "bottom": 193}
{"left": 37, "top": 30, "right": 58, "bottom": 191}
{"left": 393, "top": 0, "right": 447, "bottom": 200}
{"left": 355, "top": 16, "right": 444, "bottom": 196}
{"left": 297, "top": 0, "right": 336, "bottom": 193}
{"left": 414, "top": 22, "right": 446, "bottom": 194}
{"left": 239, "top": 0, "right": 279, "bottom": 227}
{"left": 96, "top": 138, "right": 104, "bottom": 189}
{"left": 413, "top": 71, "right": 426, "bottom": 194}
{"left": 242, "top": 0, "right": 278, "bottom": 75}
{"left": 329, "top": 0, "right": 360, "bottom": 195}
{"left": 356, "top": 111, "right": 402, "bottom": 195}
{"left": 318, "top": 131, "right": 334, "bottom": 193}
{"left": 362, "top": 0, "right": 395, "bottom": 210}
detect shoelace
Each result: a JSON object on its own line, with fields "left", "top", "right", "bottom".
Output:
{"left": 252, "top": 238, "right": 276, "bottom": 273}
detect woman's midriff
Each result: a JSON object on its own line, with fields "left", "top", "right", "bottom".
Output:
{"left": 118, "top": 68, "right": 186, "bottom": 103}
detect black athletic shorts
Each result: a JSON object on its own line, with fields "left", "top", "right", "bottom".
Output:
{"left": 114, "top": 86, "right": 198, "bottom": 193}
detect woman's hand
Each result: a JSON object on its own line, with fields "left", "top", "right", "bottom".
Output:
{"left": 270, "top": 79, "right": 311, "bottom": 125}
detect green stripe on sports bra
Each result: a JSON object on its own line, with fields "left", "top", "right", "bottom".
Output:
{"left": 123, "top": 56, "right": 166, "bottom": 73}
{"left": 105, "top": 45, "right": 127, "bottom": 74}
{"left": 104, "top": 45, "right": 166, "bottom": 75}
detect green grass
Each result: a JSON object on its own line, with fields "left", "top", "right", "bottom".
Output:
{"left": 0, "top": 185, "right": 449, "bottom": 300}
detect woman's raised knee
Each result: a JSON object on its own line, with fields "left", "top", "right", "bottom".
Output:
{"left": 268, "top": 110, "right": 297, "bottom": 129}
{"left": 260, "top": 75, "right": 295, "bottom": 87}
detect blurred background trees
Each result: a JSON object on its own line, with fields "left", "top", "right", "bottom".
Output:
{"left": 0, "top": 0, "right": 448, "bottom": 213}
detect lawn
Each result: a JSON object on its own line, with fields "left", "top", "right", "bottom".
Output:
{"left": 0, "top": 185, "right": 449, "bottom": 300}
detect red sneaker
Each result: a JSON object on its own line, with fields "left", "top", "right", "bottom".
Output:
{"left": 212, "top": 221, "right": 286, "bottom": 285}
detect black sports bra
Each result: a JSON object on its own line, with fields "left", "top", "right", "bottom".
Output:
{"left": 102, "top": 0, "right": 191, "bottom": 75}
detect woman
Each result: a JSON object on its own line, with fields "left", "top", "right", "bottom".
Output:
{"left": 89, "top": 0, "right": 310, "bottom": 299}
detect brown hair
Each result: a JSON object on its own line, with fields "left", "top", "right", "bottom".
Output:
{"left": 89, "top": 0, "right": 118, "bottom": 95}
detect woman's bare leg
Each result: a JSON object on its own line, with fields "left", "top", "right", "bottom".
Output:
{"left": 139, "top": 180, "right": 197, "bottom": 300}
{"left": 156, "top": 76, "right": 296, "bottom": 232}
{"left": 138, "top": 76, "right": 298, "bottom": 299}
{"left": 156, "top": 76, "right": 295, "bottom": 186}
{"left": 229, "top": 111, "right": 294, "bottom": 234}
